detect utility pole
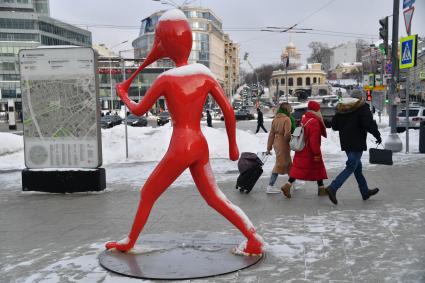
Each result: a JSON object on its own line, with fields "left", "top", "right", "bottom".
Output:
{"left": 385, "top": 0, "right": 403, "bottom": 152}
{"left": 119, "top": 51, "right": 129, "bottom": 159}
{"left": 243, "top": 52, "right": 259, "bottom": 104}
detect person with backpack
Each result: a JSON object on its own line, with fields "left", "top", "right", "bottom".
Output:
{"left": 281, "top": 101, "right": 328, "bottom": 198}
{"left": 324, "top": 90, "right": 381, "bottom": 205}
{"left": 265, "top": 102, "right": 296, "bottom": 194}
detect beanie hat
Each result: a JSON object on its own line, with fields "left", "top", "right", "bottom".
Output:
{"left": 350, "top": 89, "right": 363, "bottom": 99}
{"left": 308, "top": 100, "right": 321, "bottom": 112}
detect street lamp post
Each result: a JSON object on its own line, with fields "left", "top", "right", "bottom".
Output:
{"left": 109, "top": 40, "right": 128, "bottom": 112}
{"left": 384, "top": 0, "right": 402, "bottom": 152}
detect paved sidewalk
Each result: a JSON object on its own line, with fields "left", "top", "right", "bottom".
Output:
{"left": 1, "top": 157, "right": 425, "bottom": 282}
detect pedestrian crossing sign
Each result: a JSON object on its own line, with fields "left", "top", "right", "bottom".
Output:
{"left": 400, "top": 34, "right": 417, "bottom": 69}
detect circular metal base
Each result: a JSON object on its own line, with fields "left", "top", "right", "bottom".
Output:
{"left": 99, "top": 232, "right": 263, "bottom": 280}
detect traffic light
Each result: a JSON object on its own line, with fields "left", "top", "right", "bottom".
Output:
{"left": 379, "top": 17, "right": 388, "bottom": 55}
{"left": 366, "top": 90, "right": 372, "bottom": 102}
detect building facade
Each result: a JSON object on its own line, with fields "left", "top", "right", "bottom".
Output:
{"left": 331, "top": 62, "right": 363, "bottom": 80}
{"left": 93, "top": 44, "right": 172, "bottom": 111}
{"left": 270, "top": 63, "right": 328, "bottom": 100}
{"left": 0, "top": 0, "right": 92, "bottom": 121}
{"left": 224, "top": 34, "right": 239, "bottom": 101}
{"left": 132, "top": 6, "right": 235, "bottom": 91}
{"left": 330, "top": 42, "right": 357, "bottom": 70}
{"left": 281, "top": 41, "right": 301, "bottom": 69}
{"left": 271, "top": 42, "right": 328, "bottom": 100}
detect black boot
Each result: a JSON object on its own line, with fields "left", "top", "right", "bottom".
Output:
{"left": 325, "top": 186, "right": 337, "bottom": 205}
{"left": 363, "top": 188, "right": 379, "bottom": 200}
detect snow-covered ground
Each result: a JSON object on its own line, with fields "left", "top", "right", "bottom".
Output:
{"left": 1, "top": 115, "right": 424, "bottom": 190}
{"left": 2, "top": 115, "right": 425, "bottom": 282}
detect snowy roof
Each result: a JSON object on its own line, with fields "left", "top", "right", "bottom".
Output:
{"left": 159, "top": 9, "right": 187, "bottom": 22}
{"left": 328, "top": 79, "right": 358, "bottom": 86}
{"left": 159, "top": 63, "right": 215, "bottom": 79}
{"left": 336, "top": 62, "right": 362, "bottom": 68}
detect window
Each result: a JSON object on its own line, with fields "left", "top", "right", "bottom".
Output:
{"left": 0, "top": 33, "right": 38, "bottom": 41}
{"left": 306, "top": 77, "right": 311, "bottom": 86}
{"left": 313, "top": 77, "right": 317, "bottom": 84}
{"left": 318, "top": 78, "right": 321, "bottom": 84}
{"left": 39, "top": 22, "right": 91, "bottom": 45}
{"left": 398, "top": 110, "right": 419, "bottom": 117}
{"left": 191, "top": 21, "right": 208, "bottom": 31}
{"left": 0, "top": 62, "right": 16, "bottom": 71}
{"left": 297, "top": 77, "right": 302, "bottom": 86}
{"left": 281, "top": 78, "right": 285, "bottom": 85}
{"left": 0, "top": 18, "right": 35, "bottom": 29}
{"left": 288, "top": 78, "right": 293, "bottom": 86}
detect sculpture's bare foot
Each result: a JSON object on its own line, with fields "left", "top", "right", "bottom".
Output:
{"left": 105, "top": 237, "right": 133, "bottom": 252}
{"left": 232, "top": 235, "right": 263, "bottom": 256}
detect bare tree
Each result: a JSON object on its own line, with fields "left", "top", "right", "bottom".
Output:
{"left": 243, "top": 63, "right": 281, "bottom": 86}
{"left": 307, "top": 42, "right": 332, "bottom": 71}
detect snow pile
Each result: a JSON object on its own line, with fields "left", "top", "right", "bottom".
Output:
{"left": 0, "top": 114, "right": 424, "bottom": 174}
{"left": 159, "top": 9, "right": 187, "bottom": 22}
{"left": 0, "top": 132, "right": 23, "bottom": 156}
{"left": 102, "top": 123, "right": 264, "bottom": 164}
{"left": 159, "top": 63, "right": 215, "bottom": 79}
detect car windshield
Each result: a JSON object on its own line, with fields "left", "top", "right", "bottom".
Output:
{"left": 398, "top": 109, "right": 419, "bottom": 117}
{"left": 160, "top": 112, "right": 169, "bottom": 117}
{"left": 102, "top": 116, "right": 113, "bottom": 120}
{"left": 127, "top": 114, "right": 139, "bottom": 119}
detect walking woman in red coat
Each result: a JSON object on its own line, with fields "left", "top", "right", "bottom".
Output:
{"left": 281, "top": 101, "right": 328, "bottom": 198}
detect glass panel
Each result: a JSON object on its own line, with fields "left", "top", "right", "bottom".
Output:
{"left": 398, "top": 110, "right": 419, "bottom": 117}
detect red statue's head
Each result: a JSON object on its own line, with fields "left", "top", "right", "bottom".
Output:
{"left": 118, "top": 9, "right": 192, "bottom": 92}
{"left": 144, "top": 9, "right": 192, "bottom": 67}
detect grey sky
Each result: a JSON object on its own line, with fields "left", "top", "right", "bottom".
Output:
{"left": 50, "top": 0, "right": 424, "bottom": 70}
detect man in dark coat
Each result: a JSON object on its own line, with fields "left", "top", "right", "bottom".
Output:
{"left": 325, "top": 90, "right": 382, "bottom": 205}
{"left": 255, "top": 108, "right": 267, "bottom": 133}
{"left": 206, "top": 110, "right": 213, "bottom": 127}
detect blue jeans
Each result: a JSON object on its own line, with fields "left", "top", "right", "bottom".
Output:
{"left": 329, "top": 151, "right": 369, "bottom": 198}
{"left": 269, "top": 173, "right": 278, "bottom": 186}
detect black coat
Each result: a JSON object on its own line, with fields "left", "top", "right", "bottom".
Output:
{"left": 206, "top": 113, "right": 212, "bottom": 127}
{"left": 257, "top": 110, "right": 264, "bottom": 125}
{"left": 332, "top": 99, "right": 381, "bottom": 151}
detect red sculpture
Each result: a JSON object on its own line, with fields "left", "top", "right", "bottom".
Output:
{"left": 105, "top": 9, "right": 263, "bottom": 256}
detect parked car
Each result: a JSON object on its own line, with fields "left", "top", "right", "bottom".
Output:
{"left": 126, "top": 114, "right": 148, "bottom": 127}
{"left": 292, "top": 103, "right": 336, "bottom": 128}
{"left": 396, "top": 106, "right": 425, "bottom": 133}
{"left": 101, "top": 114, "right": 123, "bottom": 129}
{"left": 157, "top": 111, "right": 170, "bottom": 126}
{"left": 220, "top": 109, "right": 255, "bottom": 121}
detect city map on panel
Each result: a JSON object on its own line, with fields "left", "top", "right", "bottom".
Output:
{"left": 21, "top": 74, "right": 97, "bottom": 139}
{"left": 19, "top": 47, "right": 102, "bottom": 169}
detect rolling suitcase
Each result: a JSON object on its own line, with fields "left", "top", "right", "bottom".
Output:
{"left": 236, "top": 165, "right": 263, "bottom": 193}
{"left": 236, "top": 152, "right": 267, "bottom": 194}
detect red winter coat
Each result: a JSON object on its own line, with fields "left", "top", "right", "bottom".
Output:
{"left": 289, "top": 111, "right": 328, "bottom": 181}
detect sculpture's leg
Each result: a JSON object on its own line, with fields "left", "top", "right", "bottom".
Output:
{"left": 106, "top": 154, "right": 187, "bottom": 252}
{"left": 189, "top": 158, "right": 263, "bottom": 255}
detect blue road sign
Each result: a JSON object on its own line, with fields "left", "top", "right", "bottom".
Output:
{"left": 385, "top": 63, "right": 393, "bottom": 74}
{"left": 403, "top": 0, "right": 415, "bottom": 9}
{"left": 400, "top": 35, "right": 417, "bottom": 69}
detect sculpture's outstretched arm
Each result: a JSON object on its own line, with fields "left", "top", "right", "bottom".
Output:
{"left": 116, "top": 76, "right": 166, "bottom": 117}
{"left": 210, "top": 80, "right": 239, "bottom": 161}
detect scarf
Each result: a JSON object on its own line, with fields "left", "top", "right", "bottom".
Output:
{"left": 277, "top": 108, "right": 296, "bottom": 133}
